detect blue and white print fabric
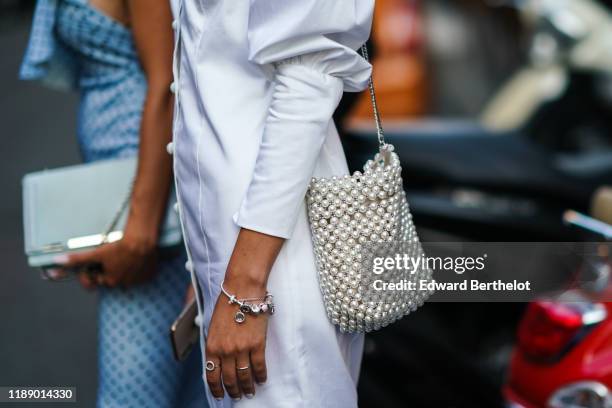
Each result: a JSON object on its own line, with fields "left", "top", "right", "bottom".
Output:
{"left": 21, "top": 1, "right": 207, "bottom": 407}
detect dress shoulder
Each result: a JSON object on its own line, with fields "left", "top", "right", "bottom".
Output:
{"left": 20, "top": 0, "right": 78, "bottom": 91}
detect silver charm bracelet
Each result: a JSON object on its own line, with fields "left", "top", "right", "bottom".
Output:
{"left": 220, "top": 281, "right": 275, "bottom": 324}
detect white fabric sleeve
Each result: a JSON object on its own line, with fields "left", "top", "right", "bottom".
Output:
{"left": 234, "top": 0, "right": 374, "bottom": 239}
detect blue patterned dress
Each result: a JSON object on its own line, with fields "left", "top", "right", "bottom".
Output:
{"left": 20, "top": 1, "right": 206, "bottom": 407}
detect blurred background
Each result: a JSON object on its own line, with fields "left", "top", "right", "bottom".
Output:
{"left": 0, "top": 1, "right": 99, "bottom": 407}
{"left": 2, "top": 0, "right": 612, "bottom": 407}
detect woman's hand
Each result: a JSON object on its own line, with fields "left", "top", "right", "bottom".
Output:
{"left": 205, "top": 282, "right": 269, "bottom": 401}
{"left": 204, "top": 228, "right": 284, "bottom": 401}
{"left": 56, "top": 224, "right": 158, "bottom": 289}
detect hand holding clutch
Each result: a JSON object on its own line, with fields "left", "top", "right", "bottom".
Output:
{"left": 53, "top": 215, "right": 159, "bottom": 289}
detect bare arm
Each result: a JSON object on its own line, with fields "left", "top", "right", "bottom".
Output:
{"left": 205, "top": 229, "right": 283, "bottom": 401}
{"left": 124, "top": 0, "right": 175, "bottom": 250}
{"left": 61, "top": 0, "right": 175, "bottom": 288}
{"left": 224, "top": 229, "right": 284, "bottom": 291}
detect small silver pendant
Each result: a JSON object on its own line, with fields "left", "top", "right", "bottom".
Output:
{"left": 234, "top": 311, "right": 246, "bottom": 324}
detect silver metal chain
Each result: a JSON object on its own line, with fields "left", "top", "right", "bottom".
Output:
{"left": 360, "top": 44, "right": 386, "bottom": 148}
{"left": 100, "top": 179, "right": 134, "bottom": 244}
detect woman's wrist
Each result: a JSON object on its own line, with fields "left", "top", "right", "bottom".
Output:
{"left": 222, "top": 228, "right": 284, "bottom": 296}
{"left": 122, "top": 216, "right": 159, "bottom": 253}
{"left": 223, "top": 269, "right": 268, "bottom": 298}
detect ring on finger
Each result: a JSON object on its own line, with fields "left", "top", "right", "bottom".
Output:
{"left": 237, "top": 366, "right": 250, "bottom": 371}
{"left": 205, "top": 360, "right": 217, "bottom": 371}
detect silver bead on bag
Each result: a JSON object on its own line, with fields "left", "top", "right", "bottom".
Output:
{"left": 306, "top": 45, "right": 433, "bottom": 333}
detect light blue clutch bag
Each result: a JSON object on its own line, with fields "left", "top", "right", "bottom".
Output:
{"left": 23, "top": 157, "right": 182, "bottom": 268}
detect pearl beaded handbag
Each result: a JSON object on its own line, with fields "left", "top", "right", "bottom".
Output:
{"left": 306, "top": 45, "right": 433, "bottom": 333}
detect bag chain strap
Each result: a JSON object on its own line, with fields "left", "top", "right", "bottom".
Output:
{"left": 101, "top": 180, "right": 134, "bottom": 244}
{"left": 360, "top": 44, "right": 386, "bottom": 149}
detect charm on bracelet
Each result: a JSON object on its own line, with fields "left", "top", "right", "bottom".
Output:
{"left": 221, "top": 281, "right": 275, "bottom": 324}
{"left": 234, "top": 311, "right": 246, "bottom": 324}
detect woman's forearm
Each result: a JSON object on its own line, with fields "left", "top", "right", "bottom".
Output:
{"left": 59, "top": 0, "right": 177, "bottom": 289}
{"left": 124, "top": 85, "right": 174, "bottom": 246}
{"left": 124, "top": 0, "right": 176, "bottom": 248}
{"left": 223, "top": 228, "right": 285, "bottom": 295}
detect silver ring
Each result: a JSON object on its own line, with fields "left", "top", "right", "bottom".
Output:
{"left": 205, "top": 361, "right": 217, "bottom": 371}
{"left": 237, "top": 366, "right": 250, "bottom": 371}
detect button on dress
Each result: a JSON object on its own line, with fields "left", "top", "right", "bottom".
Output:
{"left": 170, "top": 1, "right": 374, "bottom": 406}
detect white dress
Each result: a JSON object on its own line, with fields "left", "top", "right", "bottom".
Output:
{"left": 169, "top": 1, "right": 374, "bottom": 406}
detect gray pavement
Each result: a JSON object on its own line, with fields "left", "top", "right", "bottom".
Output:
{"left": 0, "top": 12, "right": 98, "bottom": 407}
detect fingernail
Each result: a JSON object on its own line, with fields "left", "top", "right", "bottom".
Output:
{"left": 47, "top": 268, "right": 70, "bottom": 279}
{"left": 215, "top": 397, "right": 223, "bottom": 401}
{"left": 53, "top": 255, "right": 70, "bottom": 265}
{"left": 245, "top": 393, "right": 254, "bottom": 399}
{"left": 232, "top": 397, "right": 241, "bottom": 401}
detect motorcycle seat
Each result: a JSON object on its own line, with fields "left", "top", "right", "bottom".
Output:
{"left": 343, "top": 120, "right": 609, "bottom": 208}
